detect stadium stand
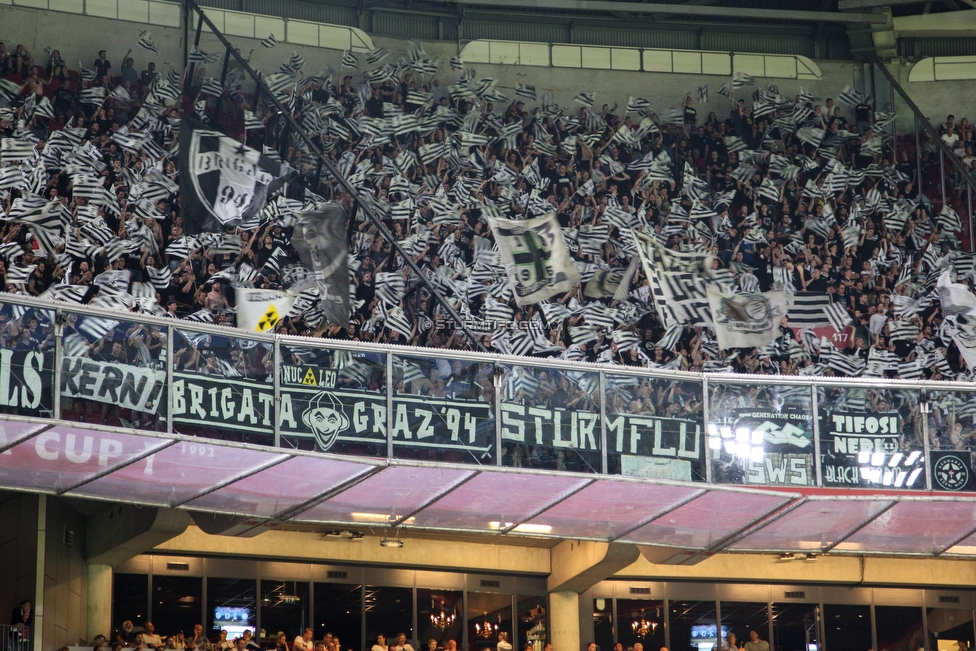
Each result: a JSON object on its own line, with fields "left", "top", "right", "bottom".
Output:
{"left": 0, "top": 26, "right": 975, "bottom": 383}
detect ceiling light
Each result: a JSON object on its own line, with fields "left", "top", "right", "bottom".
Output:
{"left": 380, "top": 538, "right": 403, "bottom": 548}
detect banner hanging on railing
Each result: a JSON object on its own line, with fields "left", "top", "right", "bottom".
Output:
{"left": 819, "top": 410, "right": 924, "bottom": 488}
{"left": 0, "top": 349, "right": 52, "bottom": 413}
{"left": 713, "top": 408, "right": 815, "bottom": 487}
{"left": 172, "top": 371, "right": 495, "bottom": 455}
{"left": 60, "top": 357, "right": 166, "bottom": 414}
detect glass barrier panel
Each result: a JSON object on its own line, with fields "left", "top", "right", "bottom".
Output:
{"left": 926, "top": 608, "right": 975, "bottom": 651}
{"left": 874, "top": 606, "right": 923, "bottom": 651}
{"left": 418, "top": 587, "right": 463, "bottom": 648}
{"left": 260, "top": 580, "right": 310, "bottom": 645}
{"left": 207, "top": 577, "right": 256, "bottom": 638}
{"left": 816, "top": 386, "right": 926, "bottom": 490}
{"left": 393, "top": 354, "right": 495, "bottom": 465}
{"left": 707, "top": 382, "right": 816, "bottom": 487}
{"left": 517, "top": 595, "right": 546, "bottom": 651}
{"left": 770, "top": 603, "right": 819, "bottom": 651}
{"left": 669, "top": 600, "right": 719, "bottom": 651}
{"left": 153, "top": 575, "right": 203, "bottom": 637}
{"left": 365, "top": 586, "right": 414, "bottom": 647}
{"left": 0, "top": 304, "right": 54, "bottom": 419}
{"left": 924, "top": 389, "right": 976, "bottom": 492}
{"left": 720, "top": 602, "right": 769, "bottom": 649}
{"left": 313, "top": 582, "right": 362, "bottom": 650}
{"left": 499, "top": 364, "right": 602, "bottom": 473}
{"left": 466, "top": 592, "right": 512, "bottom": 651}
{"left": 278, "top": 343, "right": 387, "bottom": 457}
{"left": 60, "top": 313, "right": 164, "bottom": 430}
{"left": 822, "top": 604, "right": 870, "bottom": 651}
{"left": 606, "top": 374, "right": 704, "bottom": 481}
{"left": 593, "top": 598, "right": 613, "bottom": 651}
{"left": 173, "top": 327, "right": 274, "bottom": 445}
{"left": 616, "top": 599, "right": 665, "bottom": 651}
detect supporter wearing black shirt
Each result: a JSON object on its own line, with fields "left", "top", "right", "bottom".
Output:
{"left": 93, "top": 50, "right": 111, "bottom": 83}
{"left": 854, "top": 101, "right": 872, "bottom": 133}
{"left": 365, "top": 86, "right": 384, "bottom": 118}
{"left": 53, "top": 80, "right": 75, "bottom": 120}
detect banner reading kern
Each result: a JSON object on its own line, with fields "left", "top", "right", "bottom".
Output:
{"left": 60, "top": 357, "right": 166, "bottom": 414}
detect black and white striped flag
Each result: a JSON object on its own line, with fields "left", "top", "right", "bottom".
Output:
{"left": 788, "top": 293, "right": 831, "bottom": 328}
{"left": 78, "top": 86, "right": 107, "bottom": 106}
{"left": 1, "top": 139, "right": 36, "bottom": 165}
{"left": 188, "top": 47, "right": 209, "bottom": 64}
{"left": 823, "top": 302, "right": 853, "bottom": 332}
{"left": 732, "top": 72, "right": 755, "bottom": 88}
{"left": 365, "top": 47, "right": 389, "bottom": 65}
{"left": 341, "top": 51, "right": 357, "bottom": 69}
{"left": 573, "top": 91, "right": 595, "bottom": 108}
{"left": 261, "top": 33, "right": 277, "bottom": 48}
{"left": 697, "top": 85, "right": 708, "bottom": 104}
{"left": 515, "top": 84, "right": 537, "bottom": 101}
{"left": 138, "top": 33, "right": 158, "bottom": 54}
{"left": 837, "top": 85, "right": 863, "bottom": 107}
{"left": 449, "top": 56, "right": 463, "bottom": 70}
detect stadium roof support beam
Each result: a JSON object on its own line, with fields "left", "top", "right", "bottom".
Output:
{"left": 435, "top": 0, "right": 887, "bottom": 24}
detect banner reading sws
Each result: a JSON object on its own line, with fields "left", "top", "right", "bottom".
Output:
{"left": 712, "top": 408, "right": 815, "bottom": 487}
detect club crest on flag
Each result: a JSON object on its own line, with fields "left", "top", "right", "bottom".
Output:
{"left": 715, "top": 294, "right": 779, "bottom": 332}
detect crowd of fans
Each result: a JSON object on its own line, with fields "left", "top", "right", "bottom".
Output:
{"left": 1, "top": 34, "right": 975, "bottom": 388}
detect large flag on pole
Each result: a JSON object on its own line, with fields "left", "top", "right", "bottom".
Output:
{"left": 292, "top": 204, "right": 350, "bottom": 328}
{"left": 487, "top": 212, "right": 581, "bottom": 306}
{"left": 178, "top": 117, "right": 295, "bottom": 234}
{"left": 707, "top": 289, "right": 787, "bottom": 349}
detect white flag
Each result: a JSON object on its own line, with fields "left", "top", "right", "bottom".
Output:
{"left": 487, "top": 212, "right": 581, "bottom": 306}
{"left": 236, "top": 288, "right": 296, "bottom": 332}
{"left": 708, "top": 289, "right": 788, "bottom": 349}
{"left": 937, "top": 271, "right": 976, "bottom": 318}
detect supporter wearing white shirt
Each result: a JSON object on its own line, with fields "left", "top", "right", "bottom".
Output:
{"left": 143, "top": 623, "right": 162, "bottom": 648}
{"left": 942, "top": 125, "right": 960, "bottom": 148}
{"left": 371, "top": 634, "right": 388, "bottom": 651}
{"left": 391, "top": 634, "right": 415, "bottom": 651}
{"left": 294, "top": 629, "right": 315, "bottom": 651}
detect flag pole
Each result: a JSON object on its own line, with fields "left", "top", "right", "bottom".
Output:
{"left": 184, "top": 0, "right": 489, "bottom": 352}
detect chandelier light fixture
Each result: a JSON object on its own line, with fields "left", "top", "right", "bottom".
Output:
{"left": 474, "top": 616, "right": 498, "bottom": 639}
{"left": 431, "top": 603, "right": 456, "bottom": 630}
{"left": 631, "top": 615, "right": 658, "bottom": 638}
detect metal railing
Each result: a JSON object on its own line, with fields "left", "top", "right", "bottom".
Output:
{"left": 870, "top": 57, "right": 976, "bottom": 248}
{"left": 1, "top": 625, "right": 30, "bottom": 651}
{"left": 2, "top": 292, "right": 975, "bottom": 493}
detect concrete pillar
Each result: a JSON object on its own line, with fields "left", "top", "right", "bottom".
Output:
{"left": 33, "top": 495, "right": 46, "bottom": 651}
{"left": 88, "top": 564, "right": 113, "bottom": 640}
{"left": 549, "top": 591, "right": 580, "bottom": 651}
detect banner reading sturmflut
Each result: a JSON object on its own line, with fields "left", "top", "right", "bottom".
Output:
{"left": 487, "top": 212, "right": 580, "bottom": 306}
{"left": 708, "top": 289, "right": 787, "bottom": 349}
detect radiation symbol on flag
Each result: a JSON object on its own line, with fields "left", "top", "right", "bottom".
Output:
{"left": 256, "top": 304, "right": 280, "bottom": 331}
{"left": 302, "top": 368, "right": 318, "bottom": 385}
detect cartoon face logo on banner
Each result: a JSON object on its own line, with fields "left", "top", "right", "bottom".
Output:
{"left": 934, "top": 454, "right": 970, "bottom": 491}
{"left": 302, "top": 391, "right": 350, "bottom": 452}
